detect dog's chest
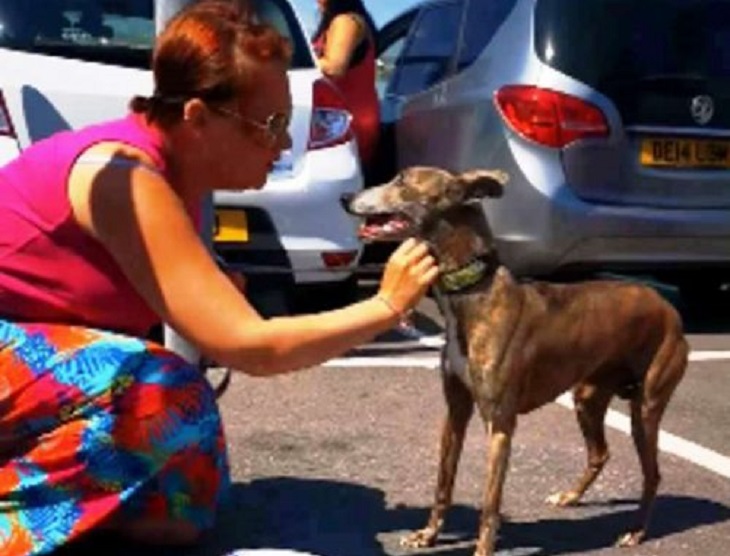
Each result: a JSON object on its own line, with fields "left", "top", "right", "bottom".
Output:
{"left": 436, "top": 281, "right": 520, "bottom": 400}
{"left": 440, "top": 297, "right": 472, "bottom": 387}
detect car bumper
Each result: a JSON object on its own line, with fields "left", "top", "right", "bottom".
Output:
{"left": 213, "top": 143, "right": 364, "bottom": 285}
{"left": 488, "top": 156, "right": 730, "bottom": 277}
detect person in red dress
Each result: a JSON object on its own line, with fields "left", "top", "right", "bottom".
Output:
{"left": 312, "top": 0, "right": 380, "bottom": 168}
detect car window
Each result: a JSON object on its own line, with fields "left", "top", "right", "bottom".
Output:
{"left": 251, "top": 0, "right": 314, "bottom": 69}
{"left": 387, "top": 0, "right": 462, "bottom": 97}
{"left": 535, "top": 0, "right": 730, "bottom": 86}
{"left": 0, "top": 0, "right": 154, "bottom": 68}
{"left": 457, "top": 0, "right": 516, "bottom": 71}
{"left": 375, "top": 8, "right": 418, "bottom": 99}
{"left": 376, "top": 35, "right": 406, "bottom": 97}
{"left": 0, "top": 0, "right": 313, "bottom": 70}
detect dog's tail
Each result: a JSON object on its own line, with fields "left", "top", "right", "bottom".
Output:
{"left": 617, "top": 303, "right": 688, "bottom": 402}
{"left": 638, "top": 306, "right": 689, "bottom": 404}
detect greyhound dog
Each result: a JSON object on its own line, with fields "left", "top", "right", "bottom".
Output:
{"left": 347, "top": 166, "right": 688, "bottom": 556}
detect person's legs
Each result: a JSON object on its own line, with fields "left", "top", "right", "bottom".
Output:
{"left": 0, "top": 320, "right": 229, "bottom": 555}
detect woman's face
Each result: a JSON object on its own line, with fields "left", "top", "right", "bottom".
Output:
{"left": 206, "top": 61, "right": 293, "bottom": 191}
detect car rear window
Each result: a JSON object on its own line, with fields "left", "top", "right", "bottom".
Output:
{"left": 535, "top": 0, "right": 730, "bottom": 85}
{"left": 534, "top": 0, "right": 730, "bottom": 127}
{"left": 0, "top": 0, "right": 313, "bottom": 69}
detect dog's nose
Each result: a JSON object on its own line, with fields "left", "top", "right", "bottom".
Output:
{"left": 340, "top": 193, "right": 355, "bottom": 212}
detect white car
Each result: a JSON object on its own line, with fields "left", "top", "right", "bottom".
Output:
{"left": 0, "top": 0, "right": 364, "bottom": 313}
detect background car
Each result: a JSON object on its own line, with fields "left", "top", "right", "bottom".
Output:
{"left": 0, "top": 0, "right": 364, "bottom": 315}
{"left": 375, "top": 0, "right": 730, "bottom": 302}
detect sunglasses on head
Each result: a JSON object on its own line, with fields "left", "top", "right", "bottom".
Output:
{"left": 211, "top": 105, "right": 291, "bottom": 144}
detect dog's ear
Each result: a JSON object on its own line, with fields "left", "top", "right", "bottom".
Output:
{"left": 458, "top": 169, "right": 508, "bottom": 200}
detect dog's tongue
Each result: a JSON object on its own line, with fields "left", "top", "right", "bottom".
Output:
{"left": 359, "top": 215, "right": 409, "bottom": 239}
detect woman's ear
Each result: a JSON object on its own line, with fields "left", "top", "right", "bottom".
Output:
{"left": 182, "top": 98, "right": 208, "bottom": 129}
{"left": 458, "top": 169, "right": 508, "bottom": 200}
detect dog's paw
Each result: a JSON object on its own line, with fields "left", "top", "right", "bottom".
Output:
{"left": 545, "top": 490, "right": 580, "bottom": 507}
{"left": 400, "top": 528, "right": 438, "bottom": 549}
{"left": 616, "top": 530, "right": 645, "bottom": 547}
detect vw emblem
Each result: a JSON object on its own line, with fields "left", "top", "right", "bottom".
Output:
{"left": 690, "top": 95, "right": 714, "bottom": 125}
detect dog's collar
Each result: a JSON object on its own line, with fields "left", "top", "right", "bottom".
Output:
{"left": 439, "top": 251, "right": 499, "bottom": 293}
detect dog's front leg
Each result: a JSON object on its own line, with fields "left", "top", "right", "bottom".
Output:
{"left": 401, "top": 374, "right": 474, "bottom": 549}
{"left": 474, "top": 413, "right": 516, "bottom": 556}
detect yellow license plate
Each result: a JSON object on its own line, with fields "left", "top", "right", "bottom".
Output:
{"left": 213, "top": 209, "right": 248, "bottom": 243}
{"left": 640, "top": 138, "right": 730, "bottom": 168}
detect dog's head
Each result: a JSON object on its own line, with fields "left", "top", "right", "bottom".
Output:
{"left": 347, "top": 166, "right": 508, "bottom": 242}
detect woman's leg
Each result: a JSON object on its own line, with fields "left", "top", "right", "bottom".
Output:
{"left": 0, "top": 320, "right": 230, "bottom": 555}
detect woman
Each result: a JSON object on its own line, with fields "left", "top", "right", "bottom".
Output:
{"left": 312, "top": 0, "right": 379, "bottom": 167}
{"left": 0, "top": 1, "right": 437, "bottom": 554}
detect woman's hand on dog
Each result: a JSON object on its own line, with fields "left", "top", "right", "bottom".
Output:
{"left": 377, "top": 238, "right": 439, "bottom": 317}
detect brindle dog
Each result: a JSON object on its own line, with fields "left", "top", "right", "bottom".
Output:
{"left": 347, "top": 166, "right": 688, "bottom": 556}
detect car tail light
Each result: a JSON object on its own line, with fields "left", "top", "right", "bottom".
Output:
{"left": 494, "top": 85, "right": 608, "bottom": 148}
{"left": 0, "top": 91, "right": 16, "bottom": 137}
{"left": 321, "top": 250, "right": 358, "bottom": 269}
{"left": 308, "top": 78, "right": 353, "bottom": 151}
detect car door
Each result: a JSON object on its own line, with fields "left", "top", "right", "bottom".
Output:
{"left": 365, "top": 5, "right": 419, "bottom": 186}
{"left": 388, "top": 0, "right": 464, "bottom": 170}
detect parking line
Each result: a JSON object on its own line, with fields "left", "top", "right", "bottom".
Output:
{"left": 324, "top": 350, "right": 730, "bottom": 479}
{"left": 326, "top": 350, "right": 730, "bottom": 369}
{"left": 689, "top": 350, "right": 730, "bottom": 362}
{"left": 556, "top": 393, "right": 730, "bottom": 479}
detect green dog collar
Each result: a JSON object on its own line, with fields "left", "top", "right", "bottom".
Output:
{"left": 439, "top": 253, "right": 495, "bottom": 293}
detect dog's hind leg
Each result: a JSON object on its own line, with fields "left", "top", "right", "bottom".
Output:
{"left": 617, "top": 337, "right": 688, "bottom": 547}
{"left": 546, "top": 382, "right": 613, "bottom": 507}
{"left": 401, "top": 373, "right": 474, "bottom": 549}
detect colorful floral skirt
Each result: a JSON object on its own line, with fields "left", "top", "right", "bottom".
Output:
{"left": 0, "top": 319, "right": 230, "bottom": 555}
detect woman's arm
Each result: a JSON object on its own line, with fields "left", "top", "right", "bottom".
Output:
{"left": 68, "top": 146, "right": 437, "bottom": 376}
{"left": 316, "top": 13, "right": 366, "bottom": 77}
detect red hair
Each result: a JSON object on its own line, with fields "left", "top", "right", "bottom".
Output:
{"left": 130, "top": 0, "right": 292, "bottom": 127}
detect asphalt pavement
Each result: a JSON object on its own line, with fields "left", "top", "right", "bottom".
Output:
{"left": 55, "top": 278, "right": 730, "bottom": 556}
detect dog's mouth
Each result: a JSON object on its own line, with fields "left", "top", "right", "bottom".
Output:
{"left": 358, "top": 213, "right": 414, "bottom": 241}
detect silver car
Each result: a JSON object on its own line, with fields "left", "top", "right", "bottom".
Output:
{"left": 377, "top": 0, "right": 730, "bottom": 298}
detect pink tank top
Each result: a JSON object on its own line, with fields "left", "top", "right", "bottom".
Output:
{"left": 0, "top": 113, "right": 175, "bottom": 336}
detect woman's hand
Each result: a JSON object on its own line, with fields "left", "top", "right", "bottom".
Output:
{"left": 376, "top": 239, "right": 439, "bottom": 318}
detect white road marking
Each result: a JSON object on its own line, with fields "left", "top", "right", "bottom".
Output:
{"left": 325, "top": 350, "right": 730, "bottom": 369}
{"left": 324, "top": 350, "right": 730, "bottom": 478}
{"left": 689, "top": 350, "right": 730, "bottom": 362}
{"left": 325, "top": 356, "right": 440, "bottom": 368}
{"left": 555, "top": 393, "right": 730, "bottom": 479}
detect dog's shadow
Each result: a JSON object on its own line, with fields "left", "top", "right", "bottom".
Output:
{"left": 59, "top": 478, "right": 728, "bottom": 556}
{"left": 496, "top": 495, "right": 730, "bottom": 555}
{"left": 205, "top": 482, "right": 729, "bottom": 556}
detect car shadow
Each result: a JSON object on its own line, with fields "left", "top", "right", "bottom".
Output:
{"left": 675, "top": 293, "right": 730, "bottom": 334}
{"left": 546, "top": 272, "right": 730, "bottom": 335}
{"left": 637, "top": 282, "right": 730, "bottom": 334}
{"left": 53, "top": 478, "right": 730, "bottom": 556}
{"left": 21, "top": 85, "right": 72, "bottom": 142}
